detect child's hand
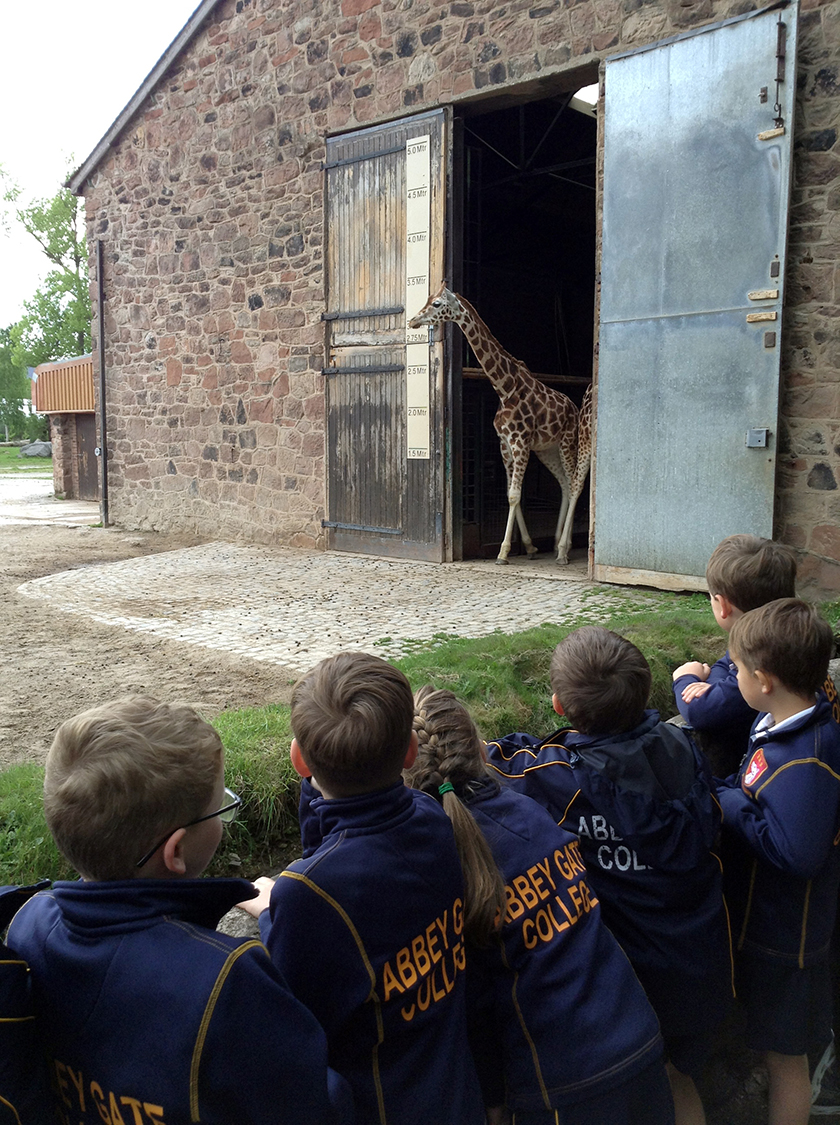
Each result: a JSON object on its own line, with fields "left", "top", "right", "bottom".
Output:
{"left": 681, "top": 681, "right": 712, "bottom": 702}
{"left": 673, "top": 661, "right": 711, "bottom": 682}
{"left": 485, "top": 1107, "right": 511, "bottom": 1125}
{"left": 236, "top": 876, "right": 276, "bottom": 918}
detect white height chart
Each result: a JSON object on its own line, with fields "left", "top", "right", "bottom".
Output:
{"left": 405, "top": 135, "right": 431, "bottom": 460}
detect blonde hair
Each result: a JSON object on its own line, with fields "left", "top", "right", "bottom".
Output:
{"left": 406, "top": 686, "right": 505, "bottom": 946}
{"left": 45, "top": 696, "right": 222, "bottom": 881}
{"left": 291, "top": 652, "right": 414, "bottom": 796}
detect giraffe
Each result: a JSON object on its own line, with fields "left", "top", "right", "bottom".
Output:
{"left": 573, "top": 380, "right": 593, "bottom": 538}
{"left": 409, "top": 283, "right": 589, "bottom": 565}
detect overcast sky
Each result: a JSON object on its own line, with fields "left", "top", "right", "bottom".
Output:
{"left": 0, "top": 0, "right": 202, "bottom": 331}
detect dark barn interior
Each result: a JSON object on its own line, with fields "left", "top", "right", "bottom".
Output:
{"left": 456, "top": 92, "right": 597, "bottom": 559}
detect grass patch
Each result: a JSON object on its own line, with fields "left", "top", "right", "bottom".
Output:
{"left": 0, "top": 446, "right": 52, "bottom": 473}
{"left": 393, "top": 590, "right": 723, "bottom": 738}
{"left": 2, "top": 589, "right": 835, "bottom": 885}
{"left": 209, "top": 704, "right": 301, "bottom": 878}
{"left": 822, "top": 599, "right": 840, "bottom": 631}
{"left": 0, "top": 764, "right": 71, "bottom": 886}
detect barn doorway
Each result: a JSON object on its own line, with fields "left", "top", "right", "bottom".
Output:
{"left": 454, "top": 88, "right": 597, "bottom": 561}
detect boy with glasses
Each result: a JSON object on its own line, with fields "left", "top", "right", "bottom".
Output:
{"left": 7, "top": 695, "right": 351, "bottom": 1125}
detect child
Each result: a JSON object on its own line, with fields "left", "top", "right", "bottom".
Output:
{"left": 406, "top": 685, "right": 674, "bottom": 1125}
{"left": 486, "top": 626, "right": 732, "bottom": 1125}
{"left": 716, "top": 598, "right": 840, "bottom": 1125}
{"left": 672, "top": 533, "right": 797, "bottom": 777}
{"left": 0, "top": 881, "right": 51, "bottom": 1123}
{"left": 239, "top": 652, "right": 485, "bottom": 1125}
{"left": 7, "top": 696, "right": 351, "bottom": 1125}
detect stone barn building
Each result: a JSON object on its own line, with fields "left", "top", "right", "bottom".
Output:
{"left": 68, "top": 0, "right": 840, "bottom": 591}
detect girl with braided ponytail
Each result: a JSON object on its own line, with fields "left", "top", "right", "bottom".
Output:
{"left": 409, "top": 685, "right": 506, "bottom": 946}
{"left": 406, "top": 686, "right": 675, "bottom": 1125}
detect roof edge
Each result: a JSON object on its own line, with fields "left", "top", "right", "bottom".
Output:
{"left": 67, "top": 0, "right": 219, "bottom": 196}
{"left": 35, "top": 354, "right": 94, "bottom": 372}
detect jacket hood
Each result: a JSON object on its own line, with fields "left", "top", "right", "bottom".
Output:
{"left": 47, "top": 876, "right": 257, "bottom": 936}
{"left": 560, "top": 711, "right": 697, "bottom": 801}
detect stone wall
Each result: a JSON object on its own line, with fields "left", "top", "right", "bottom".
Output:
{"left": 48, "top": 414, "right": 77, "bottom": 500}
{"left": 777, "top": 0, "right": 840, "bottom": 591}
{"left": 81, "top": 0, "right": 840, "bottom": 572}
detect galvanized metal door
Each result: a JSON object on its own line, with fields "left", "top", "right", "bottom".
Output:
{"left": 594, "top": 3, "right": 798, "bottom": 587}
{"left": 324, "top": 110, "right": 449, "bottom": 561}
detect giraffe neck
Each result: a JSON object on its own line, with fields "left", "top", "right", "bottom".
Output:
{"left": 453, "top": 295, "right": 534, "bottom": 400}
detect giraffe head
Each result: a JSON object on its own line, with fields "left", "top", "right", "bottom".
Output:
{"left": 408, "top": 284, "right": 466, "bottom": 329}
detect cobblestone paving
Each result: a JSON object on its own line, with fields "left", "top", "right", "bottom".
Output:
{"left": 17, "top": 541, "right": 640, "bottom": 672}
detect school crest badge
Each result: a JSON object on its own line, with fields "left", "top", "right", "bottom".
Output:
{"left": 743, "top": 748, "right": 768, "bottom": 789}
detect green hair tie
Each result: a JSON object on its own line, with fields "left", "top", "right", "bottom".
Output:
{"left": 438, "top": 781, "right": 455, "bottom": 797}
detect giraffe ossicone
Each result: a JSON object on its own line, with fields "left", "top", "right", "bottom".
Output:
{"left": 409, "top": 283, "right": 592, "bottom": 566}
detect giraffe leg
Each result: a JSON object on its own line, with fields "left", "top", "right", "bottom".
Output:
{"left": 553, "top": 492, "right": 570, "bottom": 554}
{"left": 555, "top": 452, "right": 592, "bottom": 565}
{"left": 534, "top": 447, "right": 573, "bottom": 562}
{"left": 555, "top": 486, "right": 582, "bottom": 565}
{"left": 497, "top": 442, "right": 533, "bottom": 564}
{"left": 497, "top": 500, "right": 519, "bottom": 565}
{"left": 513, "top": 505, "right": 538, "bottom": 559}
{"left": 554, "top": 385, "right": 594, "bottom": 565}
{"left": 499, "top": 497, "right": 537, "bottom": 563}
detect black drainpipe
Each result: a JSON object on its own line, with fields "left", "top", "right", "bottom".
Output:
{"left": 96, "top": 238, "right": 109, "bottom": 526}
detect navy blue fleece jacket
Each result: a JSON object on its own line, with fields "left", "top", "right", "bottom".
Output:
{"left": 673, "top": 650, "right": 756, "bottom": 769}
{"left": 260, "top": 780, "right": 485, "bottom": 1125}
{"left": 8, "top": 877, "right": 351, "bottom": 1125}
{"left": 0, "top": 882, "right": 51, "bottom": 1124}
{"left": 717, "top": 693, "right": 840, "bottom": 966}
{"left": 486, "top": 712, "right": 732, "bottom": 1040}
{"left": 462, "top": 780, "right": 663, "bottom": 1112}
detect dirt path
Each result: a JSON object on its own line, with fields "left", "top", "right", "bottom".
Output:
{"left": 0, "top": 521, "right": 295, "bottom": 768}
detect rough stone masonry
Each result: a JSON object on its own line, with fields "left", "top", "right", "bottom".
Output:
{"left": 77, "top": 0, "right": 840, "bottom": 587}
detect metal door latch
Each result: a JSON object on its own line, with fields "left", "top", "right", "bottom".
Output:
{"left": 746, "top": 429, "right": 769, "bottom": 448}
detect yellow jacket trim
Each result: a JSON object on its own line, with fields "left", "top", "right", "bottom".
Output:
{"left": 190, "top": 940, "right": 263, "bottom": 1122}
{"left": 502, "top": 945, "right": 551, "bottom": 1110}
{"left": 280, "top": 870, "right": 388, "bottom": 1125}
{"left": 753, "top": 756, "right": 840, "bottom": 800}
{"left": 0, "top": 1094, "right": 22, "bottom": 1125}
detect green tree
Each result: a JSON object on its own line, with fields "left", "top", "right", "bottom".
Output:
{"left": 1, "top": 170, "right": 91, "bottom": 369}
{"left": 0, "top": 326, "right": 31, "bottom": 439}
{"left": 11, "top": 267, "right": 91, "bottom": 369}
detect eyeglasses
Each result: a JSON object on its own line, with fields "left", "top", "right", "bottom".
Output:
{"left": 135, "top": 787, "right": 242, "bottom": 869}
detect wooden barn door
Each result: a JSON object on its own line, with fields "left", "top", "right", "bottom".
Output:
{"left": 76, "top": 414, "right": 99, "bottom": 500}
{"left": 594, "top": 2, "right": 798, "bottom": 587}
{"left": 324, "top": 110, "right": 450, "bottom": 561}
